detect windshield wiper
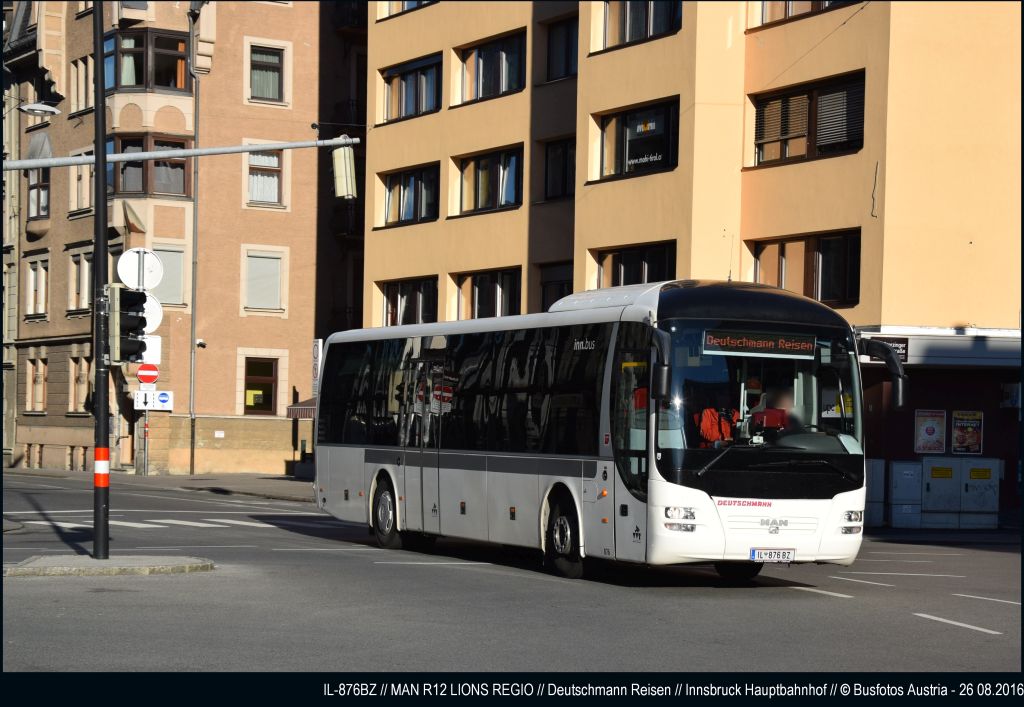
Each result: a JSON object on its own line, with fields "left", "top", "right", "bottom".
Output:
{"left": 748, "top": 459, "right": 857, "bottom": 484}
{"left": 695, "top": 443, "right": 762, "bottom": 477}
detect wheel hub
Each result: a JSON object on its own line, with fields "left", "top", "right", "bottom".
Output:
{"left": 553, "top": 514, "right": 572, "bottom": 555}
{"left": 377, "top": 490, "right": 394, "bottom": 534}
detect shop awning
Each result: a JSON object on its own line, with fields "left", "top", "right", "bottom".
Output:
{"left": 286, "top": 397, "right": 316, "bottom": 420}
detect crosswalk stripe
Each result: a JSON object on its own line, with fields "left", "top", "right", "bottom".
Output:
{"left": 202, "top": 518, "right": 273, "bottom": 528}
{"left": 149, "top": 519, "right": 231, "bottom": 528}
{"left": 25, "top": 520, "right": 91, "bottom": 529}
{"left": 274, "top": 519, "right": 345, "bottom": 528}
{"left": 108, "top": 520, "right": 168, "bottom": 528}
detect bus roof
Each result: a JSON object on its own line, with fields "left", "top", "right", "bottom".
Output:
{"left": 325, "top": 280, "right": 851, "bottom": 347}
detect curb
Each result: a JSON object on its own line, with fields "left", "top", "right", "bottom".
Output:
{"left": 3, "top": 555, "right": 216, "bottom": 577}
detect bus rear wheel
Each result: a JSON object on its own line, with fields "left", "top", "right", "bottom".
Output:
{"left": 372, "top": 478, "right": 402, "bottom": 549}
{"left": 546, "top": 497, "right": 584, "bottom": 579}
{"left": 714, "top": 561, "right": 764, "bottom": 583}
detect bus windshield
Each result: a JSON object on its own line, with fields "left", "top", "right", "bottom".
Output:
{"left": 654, "top": 319, "right": 862, "bottom": 478}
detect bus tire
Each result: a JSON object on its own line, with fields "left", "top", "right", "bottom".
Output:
{"left": 714, "top": 561, "right": 763, "bottom": 583}
{"left": 372, "top": 477, "right": 402, "bottom": 549}
{"left": 546, "top": 496, "right": 584, "bottom": 579}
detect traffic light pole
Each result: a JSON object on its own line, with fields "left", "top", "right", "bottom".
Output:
{"left": 91, "top": 6, "right": 110, "bottom": 559}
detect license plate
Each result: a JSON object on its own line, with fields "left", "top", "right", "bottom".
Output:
{"left": 750, "top": 548, "right": 795, "bottom": 562}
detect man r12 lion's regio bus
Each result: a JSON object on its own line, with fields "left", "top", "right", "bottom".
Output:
{"left": 315, "top": 280, "right": 906, "bottom": 581}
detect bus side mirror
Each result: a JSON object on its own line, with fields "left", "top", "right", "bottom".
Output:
{"left": 652, "top": 364, "right": 671, "bottom": 400}
{"left": 859, "top": 337, "right": 908, "bottom": 411}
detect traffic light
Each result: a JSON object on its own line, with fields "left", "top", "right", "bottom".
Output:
{"left": 109, "top": 283, "right": 147, "bottom": 364}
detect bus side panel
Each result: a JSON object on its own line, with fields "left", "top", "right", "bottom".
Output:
{"left": 486, "top": 457, "right": 542, "bottom": 549}
{"left": 438, "top": 455, "right": 488, "bottom": 541}
{"left": 322, "top": 446, "right": 367, "bottom": 524}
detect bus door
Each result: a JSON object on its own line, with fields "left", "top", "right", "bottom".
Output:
{"left": 611, "top": 323, "right": 652, "bottom": 563}
{"left": 403, "top": 356, "right": 443, "bottom": 535}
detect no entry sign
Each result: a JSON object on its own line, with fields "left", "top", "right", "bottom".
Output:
{"left": 136, "top": 363, "right": 159, "bottom": 385}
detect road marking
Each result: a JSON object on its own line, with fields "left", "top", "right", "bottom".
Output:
{"left": 202, "top": 518, "right": 274, "bottom": 528}
{"left": 135, "top": 545, "right": 258, "bottom": 549}
{"left": 24, "top": 514, "right": 91, "bottom": 524}
{"left": 867, "top": 551, "right": 962, "bottom": 556}
{"left": 789, "top": 587, "right": 853, "bottom": 599}
{"left": 107, "top": 520, "right": 168, "bottom": 529}
{"left": 829, "top": 576, "right": 895, "bottom": 587}
{"left": 839, "top": 572, "right": 965, "bottom": 578}
{"left": 6, "top": 509, "right": 97, "bottom": 514}
{"left": 952, "top": 594, "right": 1021, "bottom": 606}
{"left": 851, "top": 557, "right": 933, "bottom": 565}
{"left": 3, "top": 482, "right": 66, "bottom": 490}
{"left": 913, "top": 613, "right": 1002, "bottom": 635}
{"left": 2, "top": 547, "right": 70, "bottom": 552}
{"left": 148, "top": 519, "right": 231, "bottom": 528}
{"left": 374, "top": 561, "right": 492, "bottom": 566}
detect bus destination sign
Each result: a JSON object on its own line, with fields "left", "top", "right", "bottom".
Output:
{"left": 703, "top": 330, "right": 817, "bottom": 360}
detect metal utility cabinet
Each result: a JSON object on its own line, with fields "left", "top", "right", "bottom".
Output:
{"left": 889, "top": 461, "right": 923, "bottom": 528}
{"left": 921, "top": 457, "right": 1002, "bottom": 529}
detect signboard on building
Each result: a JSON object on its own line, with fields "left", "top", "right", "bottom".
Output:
{"left": 871, "top": 336, "right": 909, "bottom": 363}
{"left": 951, "top": 410, "right": 983, "bottom": 455}
{"left": 914, "top": 409, "right": 946, "bottom": 454}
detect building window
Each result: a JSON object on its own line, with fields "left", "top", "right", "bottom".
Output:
{"left": 152, "top": 247, "right": 184, "bottom": 305}
{"left": 245, "top": 251, "right": 283, "bottom": 311}
{"left": 761, "top": 1, "right": 857, "bottom": 25}
{"left": 754, "top": 230, "right": 861, "bottom": 307}
{"left": 250, "top": 46, "right": 284, "bottom": 102}
{"left": 25, "top": 259, "right": 48, "bottom": 317}
{"left": 604, "top": 1, "right": 682, "bottom": 49}
{"left": 600, "top": 99, "right": 679, "bottom": 178}
{"left": 384, "top": 277, "right": 438, "bottom": 325}
{"left": 26, "top": 358, "right": 47, "bottom": 412}
{"left": 547, "top": 16, "right": 578, "bottom": 81}
{"left": 458, "top": 268, "right": 521, "bottom": 319}
{"left": 109, "top": 135, "right": 191, "bottom": 196}
{"left": 462, "top": 32, "right": 525, "bottom": 103}
{"left": 540, "top": 262, "right": 573, "bottom": 312}
{"left": 383, "top": 54, "right": 441, "bottom": 121}
{"left": 382, "top": 1, "right": 437, "bottom": 19}
{"left": 244, "top": 358, "right": 277, "bottom": 415}
{"left": 69, "top": 56, "right": 95, "bottom": 112}
{"left": 27, "top": 168, "right": 50, "bottom": 219}
{"left": 385, "top": 164, "right": 439, "bottom": 225}
{"left": 248, "top": 151, "right": 283, "bottom": 205}
{"left": 69, "top": 356, "right": 92, "bottom": 413}
{"left": 103, "top": 31, "right": 190, "bottom": 92}
{"left": 754, "top": 74, "right": 864, "bottom": 165}
{"left": 460, "top": 147, "right": 522, "bottom": 214}
{"left": 598, "top": 241, "right": 676, "bottom": 288}
{"left": 70, "top": 151, "right": 94, "bottom": 212}
{"left": 68, "top": 252, "right": 92, "bottom": 311}
{"left": 544, "top": 138, "right": 575, "bottom": 200}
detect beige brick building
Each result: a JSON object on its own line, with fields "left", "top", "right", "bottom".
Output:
{"left": 4, "top": 0, "right": 366, "bottom": 474}
{"left": 363, "top": 2, "right": 1020, "bottom": 507}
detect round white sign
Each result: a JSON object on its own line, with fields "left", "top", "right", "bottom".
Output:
{"left": 117, "top": 248, "right": 164, "bottom": 291}
{"left": 142, "top": 293, "right": 163, "bottom": 333}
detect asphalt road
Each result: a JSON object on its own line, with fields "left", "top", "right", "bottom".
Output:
{"left": 3, "top": 472, "right": 1020, "bottom": 672}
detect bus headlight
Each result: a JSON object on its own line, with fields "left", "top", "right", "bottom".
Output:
{"left": 664, "top": 523, "right": 696, "bottom": 532}
{"left": 844, "top": 511, "right": 863, "bottom": 522}
{"left": 841, "top": 526, "right": 862, "bottom": 534}
{"left": 665, "top": 507, "right": 696, "bottom": 520}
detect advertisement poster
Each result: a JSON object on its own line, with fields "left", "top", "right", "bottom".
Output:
{"left": 914, "top": 409, "right": 946, "bottom": 454}
{"left": 951, "top": 410, "right": 983, "bottom": 455}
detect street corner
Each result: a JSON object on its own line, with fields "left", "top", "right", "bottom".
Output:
{"left": 2, "top": 554, "right": 216, "bottom": 577}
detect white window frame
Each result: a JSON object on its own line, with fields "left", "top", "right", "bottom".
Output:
{"left": 235, "top": 347, "right": 290, "bottom": 416}
{"left": 68, "top": 355, "right": 92, "bottom": 413}
{"left": 242, "top": 37, "right": 293, "bottom": 109}
{"left": 25, "top": 256, "right": 49, "bottom": 318}
{"left": 26, "top": 357, "right": 47, "bottom": 412}
{"left": 151, "top": 243, "right": 187, "bottom": 307}
{"left": 241, "top": 138, "right": 291, "bottom": 211}
{"left": 67, "top": 249, "right": 92, "bottom": 312}
{"left": 239, "top": 244, "right": 289, "bottom": 318}
{"left": 69, "top": 147, "right": 94, "bottom": 214}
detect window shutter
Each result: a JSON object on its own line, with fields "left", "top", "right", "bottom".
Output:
{"left": 816, "top": 80, "right": 864, "bottom": 151}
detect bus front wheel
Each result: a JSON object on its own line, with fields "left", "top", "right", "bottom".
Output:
{"left": 714, "top": 561, "right": 764, "bottom": 583}
{"left": 546, "top": 497, "right": 584, "bottom": 579}
{"left": 372, "top": 478, "right": 402, "bottom": 549}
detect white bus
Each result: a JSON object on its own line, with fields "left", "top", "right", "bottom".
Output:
{"left": 314, "top": 280, "right": 905, "bottom": 581}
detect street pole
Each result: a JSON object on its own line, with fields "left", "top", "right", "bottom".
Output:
{"left": 188, "top": 5, "right": 201, "bottom": 476}
{"left": 91, "top": 3, "right": 110, "bottom": 559}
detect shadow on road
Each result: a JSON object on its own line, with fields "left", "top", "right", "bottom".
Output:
{"left": 7, "top": 488, "right": 92, "bottom": 556}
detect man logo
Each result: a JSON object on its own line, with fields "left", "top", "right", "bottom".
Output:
{"left": 760, "top": 518, "right": 788, "bottom": 534}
